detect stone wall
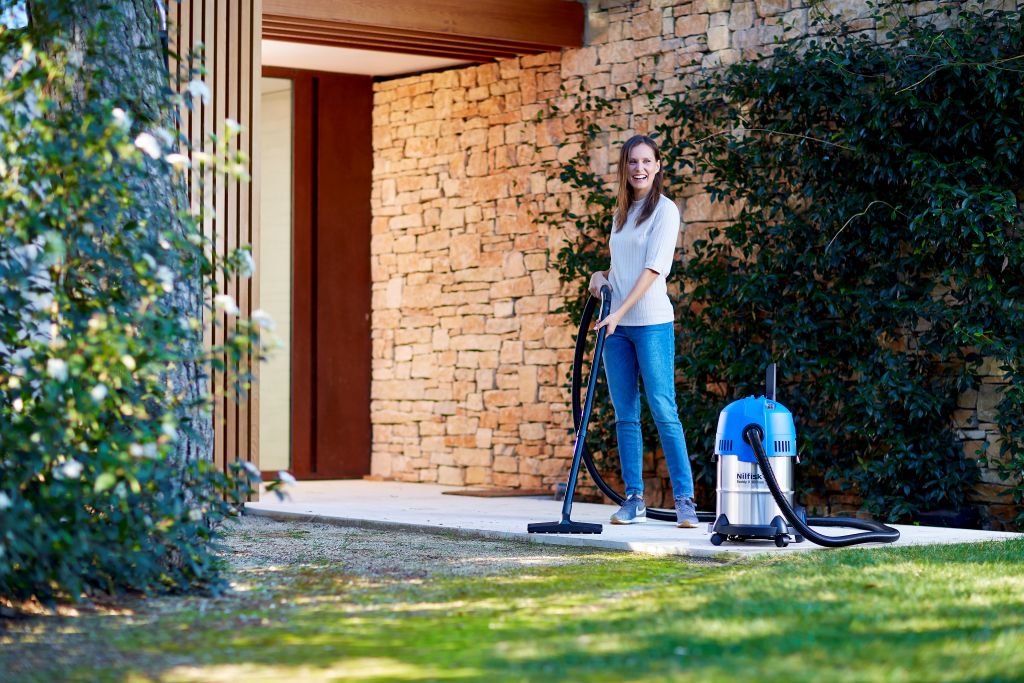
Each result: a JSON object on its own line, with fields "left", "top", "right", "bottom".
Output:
{"left": 368, "top": 0, "right": 1019, "bottom": 528}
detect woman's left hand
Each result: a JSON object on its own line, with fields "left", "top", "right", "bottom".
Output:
{"left": 594, "top": 310, "right": 621, "bottom": 336}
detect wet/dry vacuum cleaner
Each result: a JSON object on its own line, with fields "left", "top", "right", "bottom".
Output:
{"left": 710, "top": 364, "right": 901, "bottom": 548}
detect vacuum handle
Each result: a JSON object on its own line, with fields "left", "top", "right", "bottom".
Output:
{"left": 598, "top": 284, "right": 611, "bottom": 321}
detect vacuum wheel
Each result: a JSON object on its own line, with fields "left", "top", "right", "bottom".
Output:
{"left": 774, "top": 535, "right": 790, "bottom": 548}
{"left": 710, "top": 533, "right": 724, "bottom": 546}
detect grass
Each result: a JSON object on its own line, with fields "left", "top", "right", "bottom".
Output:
{"left": 4, "top": 538, "right": 1024, "bottom": 682}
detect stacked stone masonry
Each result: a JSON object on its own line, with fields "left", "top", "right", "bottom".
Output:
{"left": 369, "top": 0, "right": 1019, "bottom": 527}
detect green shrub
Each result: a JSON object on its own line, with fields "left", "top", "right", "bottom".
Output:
{"left": 0, "top": 16, "right": 269, "bottom": 602}
{"left": 551, "top": 3, "right": 1024, "bottom": 524}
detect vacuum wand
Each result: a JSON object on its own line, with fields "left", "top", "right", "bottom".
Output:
{"left": 527, "top": 286, "right": 612, "bottom": 534}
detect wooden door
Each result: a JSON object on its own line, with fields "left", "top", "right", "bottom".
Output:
{"left": 265, "top": 67, "right": 372, "bottom": 479}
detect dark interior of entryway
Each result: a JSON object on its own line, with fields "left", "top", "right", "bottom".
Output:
{"left": 263, "top": 66, "right": 372, "bottom": 479}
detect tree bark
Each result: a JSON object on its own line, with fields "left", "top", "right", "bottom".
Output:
{"left": 30, "top": 0, "right": 213, "bottom": 467}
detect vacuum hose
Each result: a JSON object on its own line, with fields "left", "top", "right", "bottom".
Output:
{"left": 572, "top": 294, "right": 714, "bottom": 523}
{"left": 743, "top": 424, "right": 901, "bottom": 547}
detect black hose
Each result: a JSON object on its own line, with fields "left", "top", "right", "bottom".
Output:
{"left": 572, "top": 294, "right": 714, "bottom": 523}
{"left": 743, "top": 424, "right": 901, "bottom": 547}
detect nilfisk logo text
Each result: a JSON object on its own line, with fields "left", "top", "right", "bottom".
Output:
{"left": 736, "top": 473, "right": 764, "bottom": 483}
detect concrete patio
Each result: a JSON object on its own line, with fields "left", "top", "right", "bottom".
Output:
{"left": 245, "top": 480, "right": 1021, "bottom": 558}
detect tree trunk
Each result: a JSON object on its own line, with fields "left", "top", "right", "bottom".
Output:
{"left": 30, "top": 0, "right": 213, "bottom": 467}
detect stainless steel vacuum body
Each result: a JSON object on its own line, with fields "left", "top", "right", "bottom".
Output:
{"left": 716, "top": 450, "right": 794, "bottom": 526}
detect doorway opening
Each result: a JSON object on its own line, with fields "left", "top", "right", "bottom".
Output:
{"left": 258, "top": 69, "right": 372, "bottom": 479}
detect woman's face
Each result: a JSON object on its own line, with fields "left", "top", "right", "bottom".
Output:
{"left": 625, "top": 143, "right": 660, "bottom": 198}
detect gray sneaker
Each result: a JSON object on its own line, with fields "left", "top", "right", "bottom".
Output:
{"left": 675, "top": 496, "right": 699, "bottom": 528}
{"left": 611, "top": 494, "right": 647, "bottom": 524}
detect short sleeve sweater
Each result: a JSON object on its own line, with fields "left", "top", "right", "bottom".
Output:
{"left": 607, "top": 193, "right": 681, "bottom": 327}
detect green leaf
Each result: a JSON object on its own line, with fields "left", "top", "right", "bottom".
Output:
{"left": 94, "top": 472, "right": 117, "bottom": 493}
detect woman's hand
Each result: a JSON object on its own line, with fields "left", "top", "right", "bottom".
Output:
{"left": 588, "top": 271, "right": 611, "bottom": 298}
{"left": 594, "top": 309, "right": 622, "bottom": 336}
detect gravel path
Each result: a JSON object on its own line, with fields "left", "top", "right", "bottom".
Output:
{"left": 219, "top": 512, "right": 605, "bottom": 579}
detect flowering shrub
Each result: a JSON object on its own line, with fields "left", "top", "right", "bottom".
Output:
{"left": 0, "top": 20, "right": 272, "bottom": 602}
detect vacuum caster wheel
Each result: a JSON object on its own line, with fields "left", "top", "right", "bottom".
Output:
{"left": 774, "top": 535, "right": 789, "bottom": 548}
{"left": 710, "top": 533, "right": 724, "bottom": 546}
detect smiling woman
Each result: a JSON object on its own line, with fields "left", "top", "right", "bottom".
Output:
{"left": 586, "top": 134, "right": 699, "bottom": 529}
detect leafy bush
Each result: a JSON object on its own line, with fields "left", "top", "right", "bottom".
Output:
{"left": 0, "top": 13, "right": 268, "bottom": 603}
{"left": 551, "top": 3, "right": 1024, "bottom": 524}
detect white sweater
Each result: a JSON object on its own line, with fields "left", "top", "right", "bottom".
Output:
{"left": 607, "top": 194, "right": 681, "bottom": 326}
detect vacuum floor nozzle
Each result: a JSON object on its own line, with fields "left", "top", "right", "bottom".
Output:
{"left": 527, "top": 520, "right": 603, "bottom": 534}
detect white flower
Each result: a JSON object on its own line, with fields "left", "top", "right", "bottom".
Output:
{"left": 189, "top": 508, "right": 204, "bottom": 521}
{"left": 0, "top": 492, "right": 11, "bottom": 510}
{"left": 165, "top": 153, "right": 190, "bottom": 171}
{"left": 90, "top": 384, "right": 108, "bottom": 402}
{"left": 161, "top": 423, "right": 178, "bottom": 441}
{"left": 214, "top": 294, "right": 240, "bottom": 316}
{"left": 236, "top": 249, "right": 255, "bottom": 277}
{"left": 12, "top": 397, "right": 23, "bottom": 412}
{"left": 187, "top": 80, "right": 210, "bottom": 103}
{"left": 55, "top": 459, "right": 83, "bottom": 480}
{"left": 111, "top": 107, "right": 131, "bottom": 130}
{"left": 240, "top": 461, "right": 261, "bottom": 479}
{"left": 278, "top": 470, "right": 297, "bottom": 485}
{"left": 225, "top": 119, "right": 242, "bottom": 134}
{"left": 121, "top": 355, "right": 137, "bottom": 371}
{"left": 46, "top": 358, "right": 68, "bottom": 382}
{"left": 129, "top": 443, "right": 144, "bottom": 457}
{"left": 251, "top": 309, "right": 275, "bottom": 331}
{"left": 134, "top": 132, "right": 161, "bottom": 159}
{"left": 142, "top": 253, "right": 157, "bottom": 269}
{"left": 156, "top": 265, "right": 175, "bottom": 293}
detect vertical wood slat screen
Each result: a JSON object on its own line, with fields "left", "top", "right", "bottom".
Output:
{"left": 170, "top": 0, "right": 262, "bottom": 488}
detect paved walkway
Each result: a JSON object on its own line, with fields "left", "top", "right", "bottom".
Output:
{"left": 245, "top": 480, "right": 1020, "bottom": 558}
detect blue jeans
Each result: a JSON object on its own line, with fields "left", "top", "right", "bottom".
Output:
{"left": 602, "top": 322, "right": 694, "bottom": 499}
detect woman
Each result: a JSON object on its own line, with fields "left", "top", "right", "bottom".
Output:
{"left": 589, "top": 134, "right": 698, "bottom": 527}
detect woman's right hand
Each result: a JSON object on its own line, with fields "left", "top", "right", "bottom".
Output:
{"left": 588, "top": 271, "right": 611, "bottom": 298}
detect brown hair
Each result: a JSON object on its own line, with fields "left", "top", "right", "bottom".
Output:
{"left": 613, "top": 134, "right": 664, "bottom": 231}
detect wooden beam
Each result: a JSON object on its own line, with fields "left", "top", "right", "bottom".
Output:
{"left": 263, "top": 17, "right": 529, "bottom": 60}
{"left": 263, "top": 0, "right": 584, "bottom": 58}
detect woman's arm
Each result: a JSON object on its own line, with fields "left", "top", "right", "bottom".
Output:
{"left": 594, "top": 268, "right": 659, "bottom": 336}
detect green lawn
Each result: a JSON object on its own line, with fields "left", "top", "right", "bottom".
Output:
{"left": 5, "top": 538, "right": 1024, "bottom": 682}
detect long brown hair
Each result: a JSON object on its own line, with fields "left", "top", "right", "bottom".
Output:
{"left": 613, "top": 134, "right": 664, "bottom": 231}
